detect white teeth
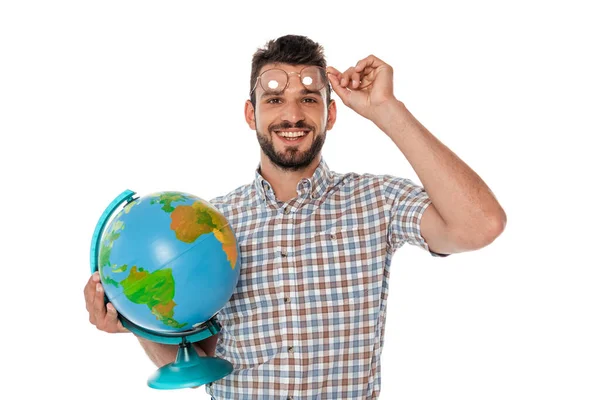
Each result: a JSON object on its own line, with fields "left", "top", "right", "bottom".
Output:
{"left": 277, "top": 131, "right": 308, "bottom": 138}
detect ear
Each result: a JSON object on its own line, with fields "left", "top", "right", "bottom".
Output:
{"left": 244, "top": 100, "right": 256, "bottom": 130}
{"left": 326, "top": 99, "right": 337, "bottom": 131}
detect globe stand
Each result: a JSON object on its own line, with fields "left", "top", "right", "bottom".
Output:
{"left": 120, "top": 312, "right": 234, "bottom": 389}
{"left": 90, "top": 189, "right": 235, "bottom": 390}
{"left": 147, "top": 336, "right": 232, "bottom": 390}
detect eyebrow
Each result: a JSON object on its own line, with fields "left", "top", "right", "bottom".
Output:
{"left": 260, "top": 88, "right": 322, "bottom": 99}
{"left": 301, "top": 88, "right": 321, "bottom": 96}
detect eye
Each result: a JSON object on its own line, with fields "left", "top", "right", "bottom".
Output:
{"left": 266, "top": 98, "right": 282, "bottom": 104}
{"left": 302, "top": 97, "right": 318, "bottom": 103}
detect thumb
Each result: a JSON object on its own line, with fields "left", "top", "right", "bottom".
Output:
{"left": 327, "top": 72, "right": 352, "bottom": 106}
{"left": 107, "top": 302, "right": 130, "bottom": 333}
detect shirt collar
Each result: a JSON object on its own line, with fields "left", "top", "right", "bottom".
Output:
{"left": 254, "top": 157, "right": 333, "bottom": 202}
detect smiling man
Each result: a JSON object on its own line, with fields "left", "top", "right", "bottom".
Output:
{"left": 84, "top": 34, "right": 506, "bottom": 399}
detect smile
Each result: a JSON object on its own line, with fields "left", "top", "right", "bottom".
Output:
{"left": 274, "top": 130, "right": 310, "bottom": 141}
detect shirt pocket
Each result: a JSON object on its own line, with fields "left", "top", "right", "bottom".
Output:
{"left": 304, "top": 225, "right": 366, "bottom": 271}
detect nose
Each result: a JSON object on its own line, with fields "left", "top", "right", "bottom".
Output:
{"left": 279, "top": 99, "right": 305, "bottom": 124}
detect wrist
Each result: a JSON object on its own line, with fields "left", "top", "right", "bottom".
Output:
{"left": 371, "top": 98, "right": 408, "bottom": 135}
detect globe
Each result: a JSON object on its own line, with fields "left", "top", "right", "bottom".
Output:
{"left": 90, "top": 190, "right": 240, "bottom": 389}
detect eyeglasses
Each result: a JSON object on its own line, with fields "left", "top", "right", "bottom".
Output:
{"left": 251, "top": 65, "right": 328, "bottom": 95}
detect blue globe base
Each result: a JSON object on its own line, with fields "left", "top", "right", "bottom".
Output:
{"left": 119, "top": 316, "right": 233, "bottom": 389}
{"left": 147, "top": 339, "right": 233, "bottom": 390}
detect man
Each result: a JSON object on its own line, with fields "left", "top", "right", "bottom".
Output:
{"left": 84, "top": 35, "right": 506, "bottom": 399}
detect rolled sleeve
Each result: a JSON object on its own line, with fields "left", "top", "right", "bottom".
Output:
{"left": 383, "top": 176, "right": 450, "bottom": 257}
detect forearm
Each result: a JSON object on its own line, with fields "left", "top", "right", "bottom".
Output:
{"left": 136, "top": 336, "right": 207, "bottom": 367}
{"left": 373, "top": 100, "right": 506, "bottom": 234}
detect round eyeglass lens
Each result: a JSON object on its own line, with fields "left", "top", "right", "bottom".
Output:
{"left": 261, "top": 69, "right": 287, "bottom": 92}
{"left": 301, "top": 67, "right": 325, "bottom": 91}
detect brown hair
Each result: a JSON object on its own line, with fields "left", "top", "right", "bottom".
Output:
{"left": 249, "top": 34, "right": 331, "bottom": 106}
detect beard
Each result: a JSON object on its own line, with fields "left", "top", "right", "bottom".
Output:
{"left": 256, "top": 120, "right": 326, "bottom": 172}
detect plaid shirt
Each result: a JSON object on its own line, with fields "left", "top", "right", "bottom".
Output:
{"left": 206, "top": 158, "right": 448, "bottom": 400}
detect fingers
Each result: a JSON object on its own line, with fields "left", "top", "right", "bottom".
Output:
{"left": 95, "top": 291, "right": 128, "bottom": 333}
{"left": 85, "top": 272, "right": 129, "bottom": 333}
{"left": 326, "top": 66, "right": 342, "bottom": 81}
{"left": 93, "top": 280, "right": 107, "bottom": 327}
{"left": 327, "top": 66, "right": 356, "bottom": 88}
{"left": 328, "top": 63, "right": 376, "bottom": 91}
{"left": 348, "top": 67, "right": 362, "bottom": 89}
{"left": 354, "top": 54, "right": 385, "bottom": 74}
{"left": 106, "top": 302, "right": 129, "bottom": 333}
{"left": 329, "top": 55, "right": 387, "bottom": 93}
{"left": 336, "top": 67, "right": 360, "bottom": 89}
{"left": 84, "top": 272, "right": 100, "bottom": 323}
{"left": 326, "top": 67, "right": 352, "bottom": 106}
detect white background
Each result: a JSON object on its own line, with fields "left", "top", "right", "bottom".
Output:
{"left": 1, "top": 1, "right": 598, "bottom": 399}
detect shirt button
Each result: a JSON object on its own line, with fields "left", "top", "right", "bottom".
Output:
{"left": 284, "top": 297, "right": 291, "bottom": 304}
{"left": 284, "top": 205, "right": 291, "bottom": 214}
{"left": 287, "top": 346, "right": 294, "bottom": 353}
{"left": 281, "top": 250, "right": 287, "bottom": 257}
{"left": 287, "top": 397, "right": 294, "bottom": 400}
{"left": 329, "top": 232, "right": 336, "bottom": 239}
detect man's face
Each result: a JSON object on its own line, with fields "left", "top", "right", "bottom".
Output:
{"left": 245, "top": 63, "right": 337, "bottom": 171}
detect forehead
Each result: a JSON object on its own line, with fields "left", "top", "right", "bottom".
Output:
{"left": 258, "top": 63, "right": 306, "bottom": 76}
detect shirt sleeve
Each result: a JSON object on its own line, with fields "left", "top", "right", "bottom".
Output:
{"left": 382, "top": 176, "right": 450, "bottom": 257}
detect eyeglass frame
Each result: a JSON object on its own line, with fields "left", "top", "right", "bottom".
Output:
{"left": 250, "top": 65, "right": 331, "bottom": 97}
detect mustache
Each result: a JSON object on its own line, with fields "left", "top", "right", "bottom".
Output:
{"left": 269, "top": 121, "right": 314, "bottom": 132}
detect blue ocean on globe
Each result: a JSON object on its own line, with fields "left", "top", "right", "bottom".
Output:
{"left": 97, "top": 191, "right": 240, "bottom": 334}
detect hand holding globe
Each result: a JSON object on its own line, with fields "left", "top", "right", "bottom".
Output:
{"left": 84, "top": 271, "right": 128, "bottom": 333}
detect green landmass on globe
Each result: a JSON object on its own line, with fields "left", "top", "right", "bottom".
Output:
{"left": 98, "top": 192, "right": 238, "bottom": 329}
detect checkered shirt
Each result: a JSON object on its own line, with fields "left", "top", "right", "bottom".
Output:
{"left": 206, "top": 158, "right": 448, "bottom": 400}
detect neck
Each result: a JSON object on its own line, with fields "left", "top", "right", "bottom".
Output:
{"left": 259, "top": 153, "right": 321, "bottom": 202}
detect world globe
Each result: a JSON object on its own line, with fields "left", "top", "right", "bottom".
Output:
{"left": 90, "top": 189, "right": 240, "bottom": 389}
